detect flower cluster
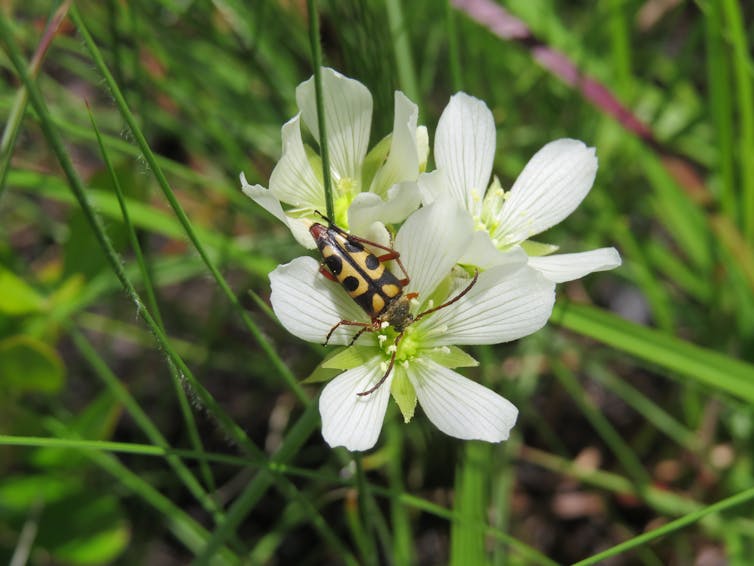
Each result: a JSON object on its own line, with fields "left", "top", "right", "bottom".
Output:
{"left": 242, "top": 68, "right": 621, "bottom": 451}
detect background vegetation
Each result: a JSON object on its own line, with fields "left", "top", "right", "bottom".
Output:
{"left": 1, "top": 0, "right": 753, "bottom": 564}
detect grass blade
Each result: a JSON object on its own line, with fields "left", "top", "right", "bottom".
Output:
{"left": 552, "top": 302, "right": 754, "bottom": 403}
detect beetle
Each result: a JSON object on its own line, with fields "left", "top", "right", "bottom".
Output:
{"left": 310, "top": 220, "right": 478, "bottom": 396}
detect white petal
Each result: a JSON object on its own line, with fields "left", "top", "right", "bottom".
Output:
{"left": 497, "top": 139, "right": 598, "bottom": 245}
{"left": 417, "top": 170, "right": 452, "bottom": 206}
{"left": 416, "top": 125, "right": 429, "bottom": 170}
{"left": 528, "top": 247, "right": 622, "bottom": 283}
{"left": 348, "top": 181, "right": 421, "bottom": 235}
{"left": 296, "top": 68, "right": 372, "bottom": 181}
{"left": 369, "top": 91, "right": 421, "bottom": 196}
{"left": 423, "top": 264, "right": 555, "bottom": 345}
{"left": 269, "top": 257, "right": 369, "bottom": 345}
{"left": 394, "top": 200, "right": 474, "bottom": 303}
{"left": 240, "top": 174, "right": 316, "bottom": 249}
{"left": 360, "top": 221, "right": 392, "bottom": 249}
{"left": 268, "top": 115, "right": 325, "bottom": 210}
{"left": 408, "top": 359, "right": 518, "bottom": 442}
{"left": 319, "top": 357, "right": 393, "bottom": 451}
{"left": 433, "top": 92, "right": 496, "bottom": 213}
{"left": 459, "top": 231, "right": 528, "bottom": 270}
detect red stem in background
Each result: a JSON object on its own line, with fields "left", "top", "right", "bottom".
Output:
{"left": 452, "top": 0, "right": 656, "bottom": 144}
{"left": 453, "top": 0, "right": 754, "bottom": 290}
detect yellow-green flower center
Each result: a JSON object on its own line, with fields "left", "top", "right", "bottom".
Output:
{"left": 470, "top": 183, "right": 513, "bottom": 251}
{"left": 332, "top": 176, "right": 359, "bottom": 227}
{"left": 377, "top": 322, "right": 422, "bottom": 364}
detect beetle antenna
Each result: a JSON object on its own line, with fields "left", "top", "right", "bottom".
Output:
{"left": 357, "top": 331, "right": 404, "bottom": 396}
{"left": 414, "top": 269, "right": 479, "bottom": 323}
{"left": 313, "top": 209, "right": 331, "bottom": 223}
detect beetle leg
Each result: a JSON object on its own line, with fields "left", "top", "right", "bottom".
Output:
{"left": 347, "top": 326, "right": 371, "bottom": 346}
{"left": 414, "top": 269, "right": 479, "bottom": 323}
{"left": 324, "top": 319, "right": 373, "bottom": 346}
{"left": 318, "top": 264, "right": 338, "bottom": 282}
{"left": 356, "top": 354, "right": 395, "bottom": 396}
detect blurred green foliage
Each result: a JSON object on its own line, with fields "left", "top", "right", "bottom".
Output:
{"left": 0, "top": 0, "right": 753, "bottom": 564}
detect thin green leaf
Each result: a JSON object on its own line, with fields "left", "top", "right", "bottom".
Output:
{"left": 552, "top": 302, "right": 754, "bottom": 403}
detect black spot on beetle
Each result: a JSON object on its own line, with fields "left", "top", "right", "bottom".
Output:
{"left": 344, "top": 275, "right": 360, "bottom": 292}
{"left": 344, "top": 240, "right": 364, "bottom": 253}
{"left": 325, "top": 255, "right": 343, "bottom": 275}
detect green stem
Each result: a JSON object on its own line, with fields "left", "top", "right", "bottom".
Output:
{"left": 42, "top": 420, "right": 240, "bottom": 563}
{"left": 355, "top": 454, "right": 379, "bottom": 565}
{"left": 69, "top": 329, "right": 223, "bottom": 524}
{"left": 0, "top": 9, "right": 259, "bottom": 457}
{"left": 386, "top": 0, "right": 420, "bottom": 107}
{"left": 86, "top": 106, "right": 216, "bottom": 494}
{"left": 68, "top": 5, "right": 308, "bottom": 404}
{"left": 0, "top": 0, "right": 72, "bottom": 200}
{"left": 720, "top": 0, "right": 754, "bottom": 241}
{"left": 571, "top": 485, "right": 754, "bottom": 566}
{"left": 307, "top": 0, "right": 334, "bottom": 220}
{"left": 445, "top": 0, "right": 462, "bottom": 92}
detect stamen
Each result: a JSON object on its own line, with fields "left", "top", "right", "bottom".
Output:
{"left": 424, "top": 324, "right": 449, "bottom": 338}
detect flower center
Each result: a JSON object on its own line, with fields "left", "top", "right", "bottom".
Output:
{"left": 376, "top": 322, "right": 421, "bottom": 363}
{"left": 333, "top": 177, "right": 358, "bottom": 227}
{"left": 472, "top": 184, "right": 513, "bottom": 250}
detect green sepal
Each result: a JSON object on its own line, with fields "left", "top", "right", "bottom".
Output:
{"left": 304, "top": 144, "right": 325, "bottom": 187}
{"left": 302, "top": 364, "right": 341, "bottom": 385}
{"left": 361, "top": 133, "right": 392, "bottom": 193}
{"left": 521, "top": 240, "right": 560, "bottom": 257}
{"left": 302, "top": 346, "right": 381, "bottom": 384}
{"left": 424, "top": 346, "right": 479, "bottom": 369}
{"left": 322, "top": 346, "right": 380, "bottom": 369}
{"left": 390, "top": 366, "right": 416, "bottom": 423}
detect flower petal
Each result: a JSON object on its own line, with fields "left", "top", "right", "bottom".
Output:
{"left": 296, "top": 68, "right": 372, "bottom": 181}
{"left": 268, "top": 115, "right": 325, "bottom": 211}
{"left": 369, "top": 91, "right": 421, "bottom": 196}
{"left": 496, "top": 139, "right": 598, "bottom": 245}
{"left": 319, "top": 357, "right": 393, "bottom": 451}
{"left": 417, "top": 169, "right": 452, "bottom": 206}
{"left": 459, "top": 230, "right": 528, "bottom": 270}
{"left": 433, "top": 93, "right": 496, "bottom": 214}
{"left": 348, "top": 181, "right": 421, "bottom": 235}
{"left": 423, "top": 264, "right": 555, "bottom": 345}
{"left": 408, "top": 359, "right": 518, "bottom": 442}
{"left": 416, "top": 125, "right": 429, "bottom": 171}
{"left": 528, "top": 247, "right": 622, "bottom": 283}
{"left": 394, "top": 199, "right": 474, "bottom": 303}
{"left": 269, "top": 256, "right": 369, "bottom": 345}
{"left": 240, "top": 173, "right": 315, "bottom": 249}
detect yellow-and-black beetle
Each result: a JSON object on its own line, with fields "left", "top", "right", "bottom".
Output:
{"left": 309, "top": 220, "right": 478, "bottom": 396}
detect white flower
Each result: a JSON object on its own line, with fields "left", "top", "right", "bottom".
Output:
{"left": 269, "top": 200, "right": 555, "bottom": 451}
{"left": 419, "top": 92, "right": 621, "bottom": 282}
{"left": 241, "top": 67, "right": 428, "bottom": 248}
